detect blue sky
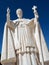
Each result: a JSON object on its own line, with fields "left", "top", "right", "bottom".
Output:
{"left": 0, "top": 0, "right": 49, "bottom": 53}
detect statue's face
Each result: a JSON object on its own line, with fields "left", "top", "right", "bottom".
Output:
{"left": 16, "top": 9, "right": 23, "bottom": 19}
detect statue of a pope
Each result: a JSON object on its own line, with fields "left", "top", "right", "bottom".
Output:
{"left": 1, "top": 6, "right": 49, "bottom": 65}
{"left": 1, "top": 7, "right": 39, "bottom": 65}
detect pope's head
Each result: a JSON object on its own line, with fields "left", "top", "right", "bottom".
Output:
{"left": 16, "top": 8, "right": 23, "bottom": 19}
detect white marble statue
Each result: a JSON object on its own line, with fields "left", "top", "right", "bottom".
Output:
{"left": 1, "top": 6, "right": 49, "bottom": 65}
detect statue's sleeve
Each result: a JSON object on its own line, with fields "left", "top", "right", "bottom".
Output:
{"left": 26, "top": 19, "right": 35, "bottom": 29}
{"left": 1, "top": 22, "right": 16, "bottom": 64}
{"left": 7, "top": 21, "right": 15, "bottom": 32}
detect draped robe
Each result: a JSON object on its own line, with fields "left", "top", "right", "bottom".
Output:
{"left": 1, "top": 18, "right": 49, "bottom": 65}
{"left": 14, "top": 19, "right": 38, "bottom": 65}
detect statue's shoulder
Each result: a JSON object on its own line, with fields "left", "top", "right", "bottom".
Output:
{"left": 12, "top": 19, "right": 19, "bottom": 23}
{"left": 24, "top": 18, "right": 34, "bottom": 25}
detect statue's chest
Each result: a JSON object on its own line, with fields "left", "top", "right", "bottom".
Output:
{"left": 18, "top": 22, "right": 26, "bottom": 28}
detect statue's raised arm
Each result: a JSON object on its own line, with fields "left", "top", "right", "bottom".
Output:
{"left": 6, "top": 8, "right": 15, "bottom": 32}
